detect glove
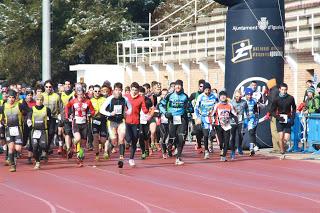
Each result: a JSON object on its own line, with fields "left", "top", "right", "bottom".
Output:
{"left": 165, "top": 112, "right": 173, "bottom": 119}
{"left": 27, "top": 119, "right": 32, "bottom": 127}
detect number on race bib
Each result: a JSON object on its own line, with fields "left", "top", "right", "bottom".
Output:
{"left": 9, "top": 126, "right": 19, "bottom": 137}
{"left": 75, "top": 117, "right": 86, "bottom": 124}
{"left": 32, "top": 130, "right": 42, "bottom": 139}
{"left": 114, "top": 105, "right": 123, "bottom": 115}
{"left": 173, "top": 116, "right": 182, "bottom": 125}
{"left": 279, "top": 114, "right": 288, "bottom": 124}
{"left": 161, "top": 114, "right": 168, "bottom": 124}
{"left": 92, "top": 119, "right": 101, "bottom": 125}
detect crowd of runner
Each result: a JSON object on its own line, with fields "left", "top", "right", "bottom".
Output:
{"left": 0, "top": 78, "right": 319, "bottom": 172}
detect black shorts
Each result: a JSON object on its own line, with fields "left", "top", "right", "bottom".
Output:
{"left": 139, "top": 124, "right": 150, "bottom": 141}
{"left": 5, "top": 126, "right": 23, "bottom": 145}
{"left": 64, "top": 121, "right": 73, "bottom": 136}
{"left": 276, "top": 121, "right": 291, "bottom": 134}
{"left": 73, "top": 123, "right": 88, "bottom": 140}
{"left": 92, "top": 117, "right": 107, "bottom": 137}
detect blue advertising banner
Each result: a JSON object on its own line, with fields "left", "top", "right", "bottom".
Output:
{"left": 215, "top": 0, "right": 285, "bottom": 148}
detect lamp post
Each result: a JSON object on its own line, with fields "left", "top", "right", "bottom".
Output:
{"left": 42, "top": 0, "right": 51, "bottom": 81}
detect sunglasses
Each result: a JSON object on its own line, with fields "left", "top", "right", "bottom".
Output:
{"left": 94, "top": 90, "right": 100, "bottom": 93}
{"left": 45, "top": 86, "right": 52, "bottom": 88}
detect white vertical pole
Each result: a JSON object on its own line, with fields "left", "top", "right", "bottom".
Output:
{"left": 194, "top": 0, "right": 197, "bottom": 24}
{"left": 42, "top": 0, "right": 51, "bottom": 81}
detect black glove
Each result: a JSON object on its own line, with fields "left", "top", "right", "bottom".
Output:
{"left": 165, "top": 112, "right": 173, "bottom": 119}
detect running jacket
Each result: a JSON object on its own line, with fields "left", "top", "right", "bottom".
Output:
{"left": 231, "top": 99, "right": 247, "bottom": 124}
{"left": 100, "top": 95, "right": 132, "bottom": 123}
{"left": 124, "top": 94, "right": 148, "bottom": 125}
{"left": 65, "top": 98, "right": 95, "bottom": 124}
{"left": 212, "top": 102, "right": 237, "bottom": 127}
{"left": 43, "top": 92, "right": 61, "bottom": 118}
{"left": 91, "top": 96, "right": 106, "bottom": 118}
{"left": 159, "top": 91, "right": 193, "bottom": 116}
{"left": 194, "top": 93, "right": 218, "bottom": 127}
{"left": 1, "top": 102, "right": 26, "bottom": 127}
{"left": 271, "top": 94, "right": 296, "bottom": 119}
{"left": 244, "top": 98, "right": 259, "bottom": 130}
{"left": 28, "top": 105, "right": 51, "bottom": 130}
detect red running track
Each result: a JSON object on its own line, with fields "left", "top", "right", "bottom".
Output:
{"left": 1, "top": 146, "right": 320, "bottom": 213}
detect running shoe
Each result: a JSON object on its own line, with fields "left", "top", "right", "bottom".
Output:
{"left": 141, "top": 153, "right": 146, "bottom": 160}
{"left": 280, "top": 153, "right": 286, "bottom": 160}
{"left": 34, "top": 162, "right": 40, "bottom": 170}
{"left": 77, "top": 148, "right": 85, "bottom": 160}
{"left": 95, "top": 155, "right": 100, "bottom": 162}
{"left": 237, "top": 147, "right": 244, "bottom": 155}
{"left": 118, "top": 160, "right": 124, "bottom": 168}
{"left": 162, "top": 153, "right": 168, "bottom": 159}
{"left": 150, "top": 143, "right": 156, "bottom": 151}
{"left": 220, "top": 156, "right": 227, "bottom": 162}
{"left": 145, "top": 149, "right": 150, "bottom": 157}
{"left": 230, "top": 151, "right": 235, "bottom": 160}
{"left": 129, "top": 159, "right": 135, "bottom": 167}
{"left": 119, "top": 155, "right": 124, "bottom": 160}
{"left": 175, "top": 158, "right": 184, "bottom": 166}
{"left": 103, "top": 151, "right": 109, "bottom": 160}
{"left": 249, "top": 150, "right": 255, "bottom": 157}
{"left": 204, "top": 150, "right": 210, "bottom": 159}
{"left": 9, "top": 165, "right": 16, "bottom": 172}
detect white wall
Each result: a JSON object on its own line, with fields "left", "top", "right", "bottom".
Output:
{"left": 69, "top": 64, "right": 124, "bottom": 87}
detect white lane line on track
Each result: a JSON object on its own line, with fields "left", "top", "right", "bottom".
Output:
{"left": 92, "top": 167, "right": 248, "bottom": 213}
{"left": 232, "top": 201, "right": 275, "bottom": 213}
{"left": 56, "top": 204, "right": 75, "bottom": 213}
{"left": 159, "top": 167, "right": 320, "bottom": 205}
{"left": 41, "top": 171, "right": 152, "bottom": 213}
{"left": 1, "top": 183, "right": 57, "bottom": 213}
{"left": 145, "top": 202, "right": 176, "bottom": 213}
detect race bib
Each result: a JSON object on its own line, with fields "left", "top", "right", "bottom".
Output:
{"left": 173, "top": 115, "right": 182, "bottom": 125}
{"left": 92, "top": 119, "right": 101, "bottom": 125}
{"left": 32, "top": 130, "right": 42, "bottom": 139}
{"left": 161, "top": 114, "right": 168, "bottom": 124}
{"left": 9, "top": 126, "right": 19, "bottom": 137}
{"left": 238, "top": 114, "right": 243, "bottom": 122}
{"left": 279, "top": 114, "right": 288, "bottom": 124}
{"left": 114, "top": 105, "right": 122, "bottom": 115}
{"left": 140, "top": 119, "right": 148, "bottom": 125}
{"left": 140, "top": 113, "right": 149, "bottom": 124}
{"left": 75, "top": 116, "right": 86, "bottom": 124}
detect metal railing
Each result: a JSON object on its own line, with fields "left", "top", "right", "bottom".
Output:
{"left": 117, "top": 11, "right": 320, "bottom": 67}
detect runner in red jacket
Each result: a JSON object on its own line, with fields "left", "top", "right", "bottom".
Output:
{"left": 124, "top": 82, "right": 149, "bottom": 167}
{"left": 65, "top": 86, "right": 95, "bottom": 167}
